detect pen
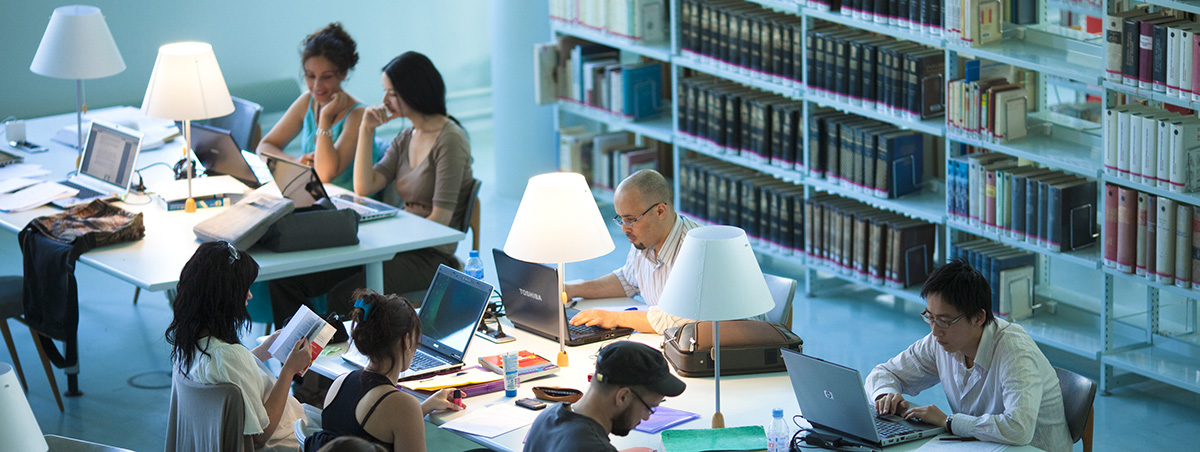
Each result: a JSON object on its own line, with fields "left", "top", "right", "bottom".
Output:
{"left": 938, "top": 436, "right": 978, "bottom": 442}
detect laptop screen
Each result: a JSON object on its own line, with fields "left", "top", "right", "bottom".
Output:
{"left": 190, "top": 122, "right": 262, "bottom": 188}
{"left": 263, "top": 155, "right": 329, "bottom": 208}
{"left": 493, "top": 248, "right": 561, "bottom": 332}
{"left": 80, "top": 121, "right": 141, "bottom": 191}
{"left": 417, "top": 265, "right": 493, "bottom": 360}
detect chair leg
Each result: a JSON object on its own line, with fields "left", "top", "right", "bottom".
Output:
{"left": 132, "top": 287, "right": 140, "bottom": 305}
{"left": 29, "top": 328, "right": 64, "bottom": 412}
{"left": 1082, "top": 407, "right": 1094, "bottom": 452}
{"left": 1, "top": 320, "right": 28, "bottom": 391}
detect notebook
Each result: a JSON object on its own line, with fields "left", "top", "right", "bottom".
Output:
{"left": 52, "top": 120, "right": 143, "bottom": 209}
{"left": 781, "top": 349, "right": 944, "bottom": 447}
{"left": 261, "top": 154, "right": 399, "bottom": 221}
{"left": 493, "top": 248, "right": 634, "bottom": 346}
{"left": 342, "top": 265, "right": 494, "bottom": 380}
{"left": 189, "top": 122, "right": 269, "bottom": 188}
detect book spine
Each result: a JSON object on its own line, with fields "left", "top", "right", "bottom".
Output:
{"left": 985, "top": 170, "right": 998, "bottom": 230}
{"left": 1146, "top": 195, "right": 1158, "bottom": 279}
{"left": 1156, "top": 197, "right": 1177, "bottom": 284}
{"left": 1136, "top": 192, "right": 1149, "bottom": 275}
{"left": 1129, "top": 115, "right": 1144, "bottom": 180}
{"left": 1153, "top": 23, "right": 1169, "bottom": 92}
{"left": 1181, "top": 29, "right": 1194, "bottom": 100}
{"left": 1167, "top": 26, "right": 1182, "bottom": 96}
{"left": 1193, "top": 206, "right": 1200, "bottom": 286}
{"left": 1194, "top": 32, "right": 1200, "bottom": 102}
{"left": 1139, "top": 21, "right": 1155, "bottom": 89}
{"left": 1106, "top": 14, "right": 1126, "bottom": 81}
{"left": 1104, "top": 108, "right": 1118, "bottom": 175}
{"left": 1047, "top": 182, "right": 1064, "bottom": 252}
{"left": 1141, "top": 115, "right": 1159, "bottom": 185}
{"left": 1177, "top": 202, "right": 1193, "bottom": 288}
{"left": 1117, "top": 187, "right": 1137, "bottom": 273}
{"left": 1124, "top": 18, "right": 1143, "bottom": 86}
{"left": 1104, "top": 184, "right": 1119, "bottom": 268}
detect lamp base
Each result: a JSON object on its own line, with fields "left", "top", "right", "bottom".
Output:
{"left": 712, "top": 411, "right": 725, "bottom": 428}
{"left": 184, "top": 197, "right": 196, "bottom": 213}
{"left": 557, "top": 350, "right": 569, "bottom": 367}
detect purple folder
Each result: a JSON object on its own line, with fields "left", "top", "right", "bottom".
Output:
{"left": 634, "top": 406, "right": 701, "bottom": 434}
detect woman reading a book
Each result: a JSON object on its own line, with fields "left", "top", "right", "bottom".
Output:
{"left": 258, "top": 22, "right": 369, "bottom": 190}
{"left": 306, "top": 290, "right": 464, "bottom": 451}
{"left": 165, "top": 241, "right": 313, "bottom": 452}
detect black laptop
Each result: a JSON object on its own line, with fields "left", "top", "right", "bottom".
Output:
{"left": 189, "top": 122, "right": 269, "bottom": 188}
{"left": 493, "top": 248, "right": 634, "bottom": 346}
{"left": 261, "top": 154, "right": 400, "bottom": 221}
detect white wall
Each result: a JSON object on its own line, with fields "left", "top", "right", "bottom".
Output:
{"left": 2, "top": 1, "right": 492, "bottom": 119}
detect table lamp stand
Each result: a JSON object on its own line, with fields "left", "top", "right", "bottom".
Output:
{"left": 74, "top": 79, "right": 85, "bottom": 169}
{"left": 556, "top": 262, "right": 569, "bottom": 367}
{"left": 179, "top": 119, "right": 196, "bottom": 212}
{"left": 712, "top": 319, "right": 725, "bottom": 428}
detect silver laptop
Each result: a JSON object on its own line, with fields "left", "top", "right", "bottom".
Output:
{"left": 781, "top": 349, "right": 944, "bottom": 447}
{"left": 342, "top": 265, "right": 494, "bottom": 380}
{"left": 261, "top": 154, "right": 399, "bottom": 221}
{"left": 53, "top": 120, "right": 143, "bottom": 208}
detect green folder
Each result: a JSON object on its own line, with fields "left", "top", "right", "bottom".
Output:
{"left": 660, "top": 426, "right": 768, "bottom": 452}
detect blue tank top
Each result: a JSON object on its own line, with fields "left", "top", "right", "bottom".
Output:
{"left": 301, "top": 96, "right": 364, "bottom": 190}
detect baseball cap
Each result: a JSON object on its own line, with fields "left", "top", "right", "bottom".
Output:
{"left": 594, "top": 341, "right": 685, "bottom": 397}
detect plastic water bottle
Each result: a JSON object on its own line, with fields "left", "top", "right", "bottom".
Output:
{"left": 767, "top": 408, "right": 790, "bottom": 452}
{"left": 465, "top": 250, "right": 484, "bottom": 280}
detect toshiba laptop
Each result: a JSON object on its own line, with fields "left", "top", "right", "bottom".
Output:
{"left": 342, "top": 265, "right": 494, "bottom": 379}
{"left": 261, "top": 154, "right": 399, "bottom": 221}
{"left": 781, "top": 349, "right": 943, "bottom": 448}
{"left": 53, "top": 120, "right": 143, "bottom": 209}
{"left": 493, "top": 248, "right": 634, "bottom": 346}
{"left": 189, "top": 122, "right": 269, "bottom": 188}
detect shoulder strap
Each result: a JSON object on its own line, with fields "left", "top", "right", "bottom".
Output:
{"left": 362, "top": 389, "right": 401, "bottom": 424}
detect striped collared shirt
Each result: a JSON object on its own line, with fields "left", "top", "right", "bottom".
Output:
{"left": 612, "top": 214, "right": 700, "bottom": 333}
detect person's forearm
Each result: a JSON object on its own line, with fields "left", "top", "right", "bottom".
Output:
{"left": 617, "top": 311, "right": 655, "bottom": 333}
{"left": 312, "top": 132, "right": 341, "bottom": 182}
{"left": 567, "top": 273, "right": 626, "bottom": 300}
{"left": 354, "top": 125, "right": 386, "bottom": 195}
{"left": 254, "top": 375, "right": 294, "bottom": 446}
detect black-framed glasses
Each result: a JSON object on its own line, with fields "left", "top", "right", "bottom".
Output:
{"left": 613, "top": 202, "right": 662, "bottom": 227}
{"left": 630, "top": 388, "right": 660, "bottom": 414}
{"left": 921, "top": 310, "right": 964, "bottom": 329}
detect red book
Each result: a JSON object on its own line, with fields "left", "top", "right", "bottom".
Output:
{"left": 478, "top": 350, "right": 553, "bottom": 374}
{"left": 1104, "top": 184, "right": 1119, "bottom": 268}
{"left": 1117, "top": 187, "right": 1137, "bottom": 273}
{"left": 1140, "top": 21, "right": 1156, "bottom": 88}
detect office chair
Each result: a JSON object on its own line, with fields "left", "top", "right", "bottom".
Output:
{"left": 1055, "top": 367, "right": 1097, "bottom": 452}
{"left": 166, "top": 371, "right": 255, "bottom": 452}
{"left": 400, "top": 178, "right": 483, "bottom": 304}
{"left": 0, "top": 275, "right": 64, "bottom": 411}
{"left": 206, "top": 96, "right": 263, "bottom": 152}
{"left": 762, "top": 273, "right": 797, "bottom": 330}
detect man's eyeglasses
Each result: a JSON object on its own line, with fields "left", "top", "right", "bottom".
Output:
{"left": 921, "top": 310, "right": 965, "bottom": 329}
{"left": 613, "top": 202, "right": 662, "bottom": 227}
{"left": 630, "top": 388, "right": 659, "bottom": 414}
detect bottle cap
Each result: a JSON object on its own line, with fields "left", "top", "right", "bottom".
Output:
{"left": 469, "top": 250, "right": 479, "bottom": 257}
{"left": 773, "top": 408, "right": 783, "bottom": 417}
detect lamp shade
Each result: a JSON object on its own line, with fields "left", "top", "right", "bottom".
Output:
{"left": 504, "top": 172, "right": 615, "bottom": 264}
{"left": 141, "top": 42, "right": 234, "bottom": 121}
{"left": 30, "top": 5, "right": 125, "bottom": 80}
{"left": 0, "top": 363, "right": 48, "bottom": 452}
{"left": 656, "top": 225, "right": 774, "bottom": 321}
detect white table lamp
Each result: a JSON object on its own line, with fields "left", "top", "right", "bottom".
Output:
{"left": 0, "top": 362, "right": 48, "bottom": 452}
{"left": 656, "top": 225, "right": 774, "bottom": 428}
{"left": 504, "top": 172, "right": 615, "bottom": 367}
{"left": 141, "top": 42, "right": 234, "bottom": 212}
{"left": 30, "top": 5, "right": 126, "bottom": 165}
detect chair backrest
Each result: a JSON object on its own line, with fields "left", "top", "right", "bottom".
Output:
{"left": 166, "top": 370, "right": 254, "bottom": 452}
{"left": 460, "top": 178, "right": 483, "bottom": 251}
{"left": 763, "top": 273, "right": 797, "bottom": 330}
{"left": 205, "top": 96, "right": 263, "bottom": 152}
{"left": 1054, "top": 367, "right": 1097, "bottom": 444}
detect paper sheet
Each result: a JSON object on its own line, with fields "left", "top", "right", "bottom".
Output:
{"left": 911, "top": 438, "right": 1008, "bottom": 452}
{"left": 0, "top": 177, "right": 41, "bottom": 194}
{"left": 0, "top": 182, "right": 77, "bottom": 212}
{"left": 0, "top": 163, "right": 51, "bottom": 180}
{"left": 439, "top": 403, "right": 541, "bottom": 438}
{"left": 399, "top": 368, "right": 502, "bottom": 391}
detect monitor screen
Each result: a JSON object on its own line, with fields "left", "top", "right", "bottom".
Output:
{"left": 80, "top": 121, "right": 140, "bottom": 189}
{"left": 418, "top": 265, "right": 493, "bottom": 357}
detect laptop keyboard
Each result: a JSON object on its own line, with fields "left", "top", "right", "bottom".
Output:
{"left": 567, "top": 322, "right": 606, "bottom": 337}
{"left": 409, "top": 350, "right": 445, "bottom": 371}
{"left": 60, "top": 180, "right": 104, "bottom": 199}
{"left": 875, "top": 417, "right": 918, "bottom": 438}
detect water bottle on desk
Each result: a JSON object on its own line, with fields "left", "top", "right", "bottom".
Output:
{"left": 465, "top": 250, "right": 484, "bottom": 280}
{"left": 767, "top": 408, "right": 790, "bottom": 452}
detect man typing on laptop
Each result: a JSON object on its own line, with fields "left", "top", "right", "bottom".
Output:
{"left": 865, "top": 259, "right": 1072, "bottom": 452}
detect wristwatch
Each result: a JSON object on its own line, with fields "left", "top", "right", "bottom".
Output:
{"left": 945, "top": 415, "right": 954, "bottom": 435}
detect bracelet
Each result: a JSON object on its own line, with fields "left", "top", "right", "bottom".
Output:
{"left": 315, "top": 128, "right": 332, "bottom": 138}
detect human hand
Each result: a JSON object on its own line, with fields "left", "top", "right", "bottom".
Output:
{"left": 903, "top": 404, "right": 947, "bottom": 427}
{"left": 251, "top": 330, "right": 282, "bottom": 358}
{"left": 362, "top": 104, "right": 398, "bottom": 130}
{"left": 281, "top": 338, "right": 312, "bottom": 375}
{"left": 570, "top": 309, "right": 620, "bottom": 329}
{"left": 422, "top": 388, "right": 466, "bottom": 414}
{"left": 299, "top": 152, "right": 315, "bottom": 166}
{"left": 874, "top": 393, "right": 910, "bottom": 416}
{"left": 317, "top": 92, "right": 353, "bottom": 127}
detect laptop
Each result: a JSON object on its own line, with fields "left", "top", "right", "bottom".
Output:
{"left": 342, "top": 265, "right": 494, "bottom": 380}
{"left": 189, "top": 122, "right": 270, "bottom": 188}
{"left": 493, "top": 248, "right": 635, "bottom": 346}
{"left": 53, "top": 120, "right": 143, "bottom": 209}
{"left": 781, "top": 349, "right": 944, "bottom": 448}
{"left": 261, "top": 154, "right": 399, "bottom": 221}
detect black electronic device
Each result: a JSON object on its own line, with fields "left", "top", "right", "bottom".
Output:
{"left": 516, "top": 398, "right": 547, "bottom": 410}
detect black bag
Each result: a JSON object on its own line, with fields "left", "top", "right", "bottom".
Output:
{"left": 260, "top": 203, "right": 360, "bottom": 252}
{"left": 662, "top": 320, "right": 803, "bottom": 377}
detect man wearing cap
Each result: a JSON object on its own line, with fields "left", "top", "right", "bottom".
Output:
{"left": 524, "top": 341, "right": 686, "bottom": 452}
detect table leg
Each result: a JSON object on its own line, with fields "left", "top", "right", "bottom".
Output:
{"left": 366, "top": 261, "right": 384, "bottom": 292}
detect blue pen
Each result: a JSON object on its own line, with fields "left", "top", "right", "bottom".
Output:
{"left": 624, "top": 307, "right": 639, "bottom": 311}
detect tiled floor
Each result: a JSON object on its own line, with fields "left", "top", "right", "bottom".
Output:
{"left": 3, "top": 117, "right": 1199, "bottom": 451}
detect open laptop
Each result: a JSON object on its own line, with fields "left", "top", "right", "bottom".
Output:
{"left": 53, "top": 120, "right": 143, "bottom": 209}
{"left": 781, "top": 349, "right": 944, "bottom": 448}
{"left": 342, "top": 265, "right": 494, "bottom": 379}
{"left": 261, "top": 154, "right": 399, "bottom": 221}
{"left": 189, "top": 122, "right": 270, "bottom": 188}
{"left": 493, "top": 248, "right": 634, "bottom": 346}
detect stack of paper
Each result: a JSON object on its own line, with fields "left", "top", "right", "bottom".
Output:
{"left": 0, "top": 182, "right": 77, "bottom": 212}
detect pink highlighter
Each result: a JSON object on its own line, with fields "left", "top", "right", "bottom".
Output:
{"left": 452, "top": 389, "right": 464, "bottom": 408}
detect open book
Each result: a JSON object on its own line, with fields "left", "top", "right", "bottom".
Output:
{"left": 268, "top": 305, "right": 335, "bottom": 377}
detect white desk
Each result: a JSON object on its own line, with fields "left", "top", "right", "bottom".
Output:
{"left": 310, "top": 299, "right": 1044, "bottom": 452}
{"left": 0, "top": 107, "right": 465, "bottom": 293}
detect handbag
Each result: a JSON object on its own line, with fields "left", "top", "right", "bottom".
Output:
{"left": 193, "top": 192, "right": 294, "bottom": 250}
{"left": 259, "top": 203, "right": 359, "bottom": 252}
{"left": 662, "top": 320, "right": 803, "bottom": 377}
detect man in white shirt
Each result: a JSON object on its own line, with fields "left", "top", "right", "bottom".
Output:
{"left": 567, "top": 169, "right": 699, "bottom": 333}
{"left": 865, "top": 259, "right": 1072, "bottom": 452}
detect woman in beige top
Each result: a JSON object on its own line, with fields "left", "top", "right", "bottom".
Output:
{"left": 268, "top": 51, "right": 473, "bottom": 324}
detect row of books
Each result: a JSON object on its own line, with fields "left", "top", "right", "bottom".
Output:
{"left": 805, "top": 193, "right": 939, "bottom": 288}
{"left": 549, "top": 0, "right": 668, "bottom": 44}
{"left": 824, "top": 0, "right": 947, "bottom": 38}
{"left": 807, "top": 108, "right": 930, "bottom": 199}
{"left": 948, "top": 152, "right": 1099, "bottom": 252}
{"left": 558, "top": 128, "right": 670, "bottom": 191}
{"left": 1105, "top": 185, "right": 1200, "bottom": 289}
{"left": 807, "top": 25, "right": 945, "bottom": 120}
{"left": 1102, "top": 105, "right": 1200, "bottom": 193}
{"left": 679, "top": 156, "right": 805, "bottom": 254}
{"left": 677, "top": 75, "right": 803, "bottom": 170}
{"left": 543, "top": 40, "right": 667, "bottom": 120}
{"left": 946, "top": 0, "right": 1020, "bottom": 48}
{"left": 947, "top": 66, "right": 1034, "bottom": 143}
{"left": 950, "top": 240, "right": 1036, "bottom": 319}
{"left": 679, "top": 0, "right": 805, "bottom": 87}
{"left": 1105, "top": 7, "right": 1200, "bottom": 101}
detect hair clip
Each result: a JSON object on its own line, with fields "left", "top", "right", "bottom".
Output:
{"left": 224, "top": 241, "right": 240, "bottom": 265}
{"left": 353, "top": 298, "right": 371, "bottom": 321}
